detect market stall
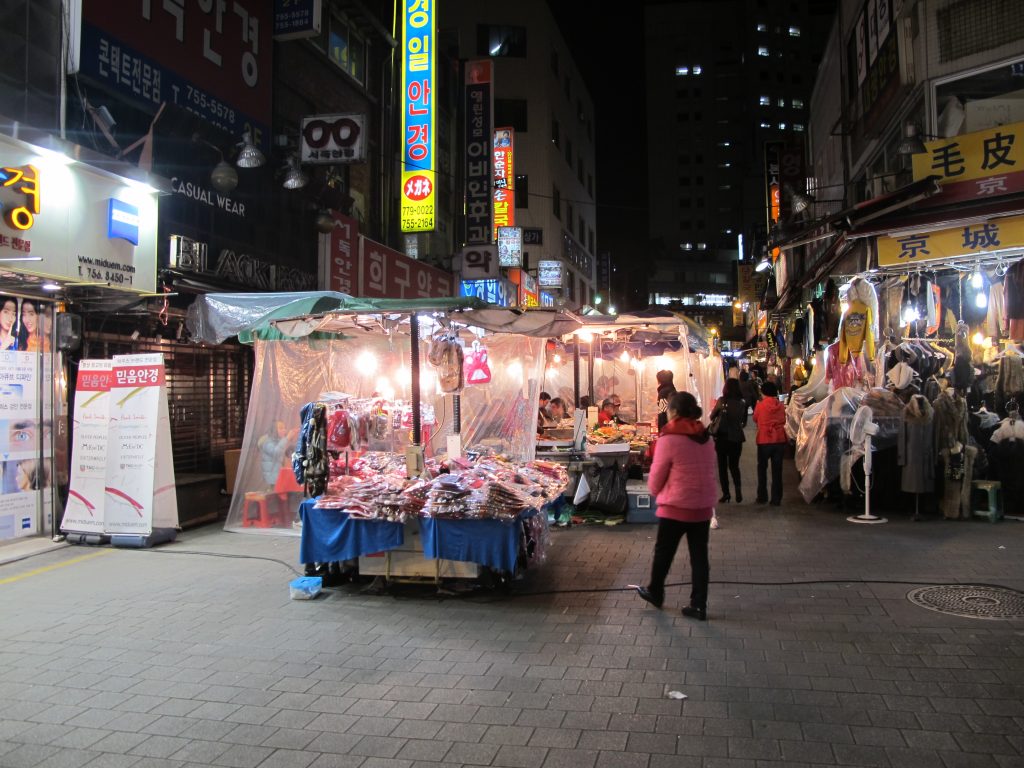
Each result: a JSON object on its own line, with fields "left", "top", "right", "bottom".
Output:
{"left": 186, "top": 295, "right": 579, "bottom": 579}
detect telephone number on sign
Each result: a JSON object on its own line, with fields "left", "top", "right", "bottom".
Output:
{"left": 184, "top": 86, "right": 236, "bottom": 123}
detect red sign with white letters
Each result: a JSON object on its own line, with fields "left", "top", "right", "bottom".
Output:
{"left": 322, "top": 212, "right": 453, "bottom": 299}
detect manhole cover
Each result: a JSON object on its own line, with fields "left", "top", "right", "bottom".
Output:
{"left": 907, "top": 585, "right": 1024, "bottom": 620}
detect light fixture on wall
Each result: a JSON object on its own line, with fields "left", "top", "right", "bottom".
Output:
{"left": 791, "top": 191, "right": 815, "bottom": 214}
{"left": 315, "top": 209, "right": 336, "bottom": 233}
{"left": 281, "top": 155, "right": 309, "bottom": 190}
{"left": 192, "top": 133, "right": 238, "bottom": 194}
{"left": 235, "top": 130, "right": 266, "bottom": 168}
{"left": 896, "top": 121, "right": 941, "bottom": 156}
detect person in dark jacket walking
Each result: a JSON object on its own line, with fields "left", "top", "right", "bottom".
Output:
{"left": 709, "top": 378, "right": 746, "bottom": 502}
{"left": 655, "top": 370, "right": 677, "bottom": 431}
{"left": 738, "top": 370, "right": 761, "bottom": 413}
{"left": 635, "top": 392, "right": 718, "bottom": 620}
{"left": 752, "top": 381, "right": 787, "bottom": 505}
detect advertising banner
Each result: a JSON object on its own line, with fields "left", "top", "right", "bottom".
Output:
{"left": 0, "top": 345, "right": 43, "bottom": 542}
{"left": 80, "top": 1, "right": 272, "bottom": 146}
{"left": 400, "top": 0, "right": 436, "bottom": 232}
{"left": 877, "top": 214, "right": 1024, "bottom": 267}
{"left": 62, "top": 360, "right": 112, "bottom": 536}
{"left": 104, "top": 354, "right": 178, "bottom": 536}
{"left": 274, "top": 0, "right": 322, "bottom": 40}
{"left": 537, "top": 260, "right": 564, "bottom": 288}
{"left": 460, "top": 278, "right": 515, "bottom": 307}
{"left": 497, "top": 226, "right": 523, "bottom": 267}
{"left": 464, "top": 60, "right": 493, "bottom": 245}
{"left": 457, "top": 245, "right": 499, "bottom": 279}
{"left": 493, "top": 127, "right": 515, "bottom": 236}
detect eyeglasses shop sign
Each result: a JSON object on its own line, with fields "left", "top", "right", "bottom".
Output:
{"left": 301, "top": 113, "right": 367, "bottom": 164}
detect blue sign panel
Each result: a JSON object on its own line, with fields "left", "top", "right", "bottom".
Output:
{"left": 107, "top": 199, "right": 140, "bottom": 246}
{"left": 274, "top": 0, "right": 322, "bottom": 40}
{"left": 460, "top": 279, "right": 513, "bottom": 307}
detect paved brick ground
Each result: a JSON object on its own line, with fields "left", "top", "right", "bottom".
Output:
{"left": 2, "top": 441, "right": 1023, "bottom": 768}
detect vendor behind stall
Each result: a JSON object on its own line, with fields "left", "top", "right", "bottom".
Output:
{"left": 538, "top": 391, "right": 553, "bottom": 430}
{"left": 597, "top": 398, "right": 621, "bottom": 426}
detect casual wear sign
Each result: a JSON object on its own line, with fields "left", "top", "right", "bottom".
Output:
{"left": 876, "top": 213, "right": 1024, "bottom": 267}
{"left": 63, "top": 360, "right": 113, "bottom": 536}
{"left": 103, "top": 354, "right": 178, "bottom": 536}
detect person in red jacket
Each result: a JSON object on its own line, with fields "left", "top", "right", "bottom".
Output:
{"left": 752, "top": 381, "right": 787, "bottom": 505}
{"left": 634, "top": 391, "right": 718, "bottom": 621}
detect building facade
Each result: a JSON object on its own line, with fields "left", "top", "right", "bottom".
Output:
{"left": 644, "top": 0, "right": 836, "bottom": 318}
{"left": 441, "top": 0, "right": 598, "bottom": 309}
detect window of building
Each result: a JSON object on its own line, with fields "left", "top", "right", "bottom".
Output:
{"left": 756, "top": 22, "right": 767, "bottom": 32}
{"left": 567, "top": 202, "right": 574, "bottom": 231}
{"left": 758, "top": 46, "right": 769, "bottom": 56}
{"left": 515, "top": 175, "right": 528, "bottom": 209}
{"left": 577, "top": 99, "right": 585, "bottom": 123}
{"left": 323, "top": 11, "right": 368, "bottom": 85}
{"left": 552, "top": 185, "right": 561, "bottom": 219}
{"left": 495, "top": 99, "right": 528, "bottom": 132}
{"left": 777, "top": 97, "right": 786, "bottom": 107}
{"left": 759, "top": 121, "right": 771, "bottom": 128}
{"left": 696, "top": 198, "right": 705, "bottom": 208}
{"left": 696, "top": 242, "right": 707, "bottom": 250}
{"left": 778, "top": 122, "right": 787, "bottom": 130}
{"left": 794, "top": 123, "right": 805, "bottom": 131}
{"left": 789, "top": 25, "right": 801, "bottom": 36}
{"left": 587, "top": 173, "right": 593, "bottom": 198}
{"left": 477, "top": 24, "right": 527, "bottom": 57}
{"left": 550, "top": 48, "right": 559, "bottom": 75}
{"left": 676, "top": 66, "right": 690, "bottom": 76}
{"left": 565, "top": 137, "right": 572, "bottom": 166}
{"left": 718, "top": 162, "right": 731, "bottom": 168}
{"left": 682, "top": 242, "right": 693, "bottom": 250}
{"left": 588, "top": 228, "right": 594, "bottom": 254}
{"left": 551, "top": 116, "right": 560, "bottom": 147}
{"left": 759, "top": 95, "right": 770, "bottom": 106}
{"left": 577, "top": 215, "right": 585, "bottom": 243}
{"left": 792, "top": 97, "right": 804, "bottom": 109}
{"left": 719, "top": 184, "right": 732, "bottom": 190}
{"left": 692, "top": 65, "right": 703, "bottom": 75}
{"left": 577, "top": 154, "right": 584, "bottom": 184}
{"left": 717, "top": 140, "right": 731, "bottom": 147}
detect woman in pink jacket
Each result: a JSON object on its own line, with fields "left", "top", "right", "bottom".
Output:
{"left": 634, "top": 392, "right": 718, "bottom": 620}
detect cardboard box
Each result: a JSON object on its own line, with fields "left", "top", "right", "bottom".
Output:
{"left": 224, "top": 448, "right": 242, "bottom": 494}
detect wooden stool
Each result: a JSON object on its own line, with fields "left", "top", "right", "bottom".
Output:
{"left": 972, "top": 481, "right": 1002, "bottom": 523}
{"left": 243, "top": 492, "right": 277, "bottom": 528}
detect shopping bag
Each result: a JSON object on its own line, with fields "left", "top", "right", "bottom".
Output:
{"left": 573, "top": 472, "right": 590, "bottom": 505}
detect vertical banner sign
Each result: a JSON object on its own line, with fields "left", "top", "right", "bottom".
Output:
{"left": 0, "top": 350, "right": 41, "bottom": 541}
{"left": 464, "top": 60, "right": 493, "bottom": 245}
{"left": 104, "top": 354, "right": 179, "bottom": 536}
{"left": 493, "top": 127, "right": 515, "bottom": 238}
{"left": 764, "top": 141, "right": 782, "bottom": 262}
{"left": 400, "top": 0, "right": 436, "bottom": 233}
{"left": 62, "top": 361, "right": 113, "bottom": 536}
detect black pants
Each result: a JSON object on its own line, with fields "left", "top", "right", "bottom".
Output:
{"left": 648, "top": 517, "right": 711, "bottom": 609}
{"left": 715, "top": 439, "right": 743, "bottom": 498}
{"left": 757, "top": 443, "right": 785, "bottom": 503}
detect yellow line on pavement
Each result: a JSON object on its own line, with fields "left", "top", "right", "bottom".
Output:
{"left": 0, "top": 549, "right": 112, "bottom": 585}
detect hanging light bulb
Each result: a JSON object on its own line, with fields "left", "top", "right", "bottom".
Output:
{"left": 971, "top": 268, "right": 983, "bottom": 289}
{"left": 975, "top": 291, "right": 988, "bottom": 309}
{"left": 552, "top": 353, "right": 562, "bottom": 364}
{"left": 619, "top": 350, "right": 630, "bottom": 363}
{"left": 972, "top": 331, "right": 985, "bottom": 346}
{"left": 356, "top": 350, "right": 378, "bottom": 375}
{"left": 902, "top": 306, "right": 920, "bottom": 324}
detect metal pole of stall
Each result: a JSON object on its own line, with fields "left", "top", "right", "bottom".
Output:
{"left": 572, "top": 335, "right": 581, "bottom": 408}
{"left": 587, "top": 337, "right": 595, "bottom": 405}
{"left": 452, "top": 394, "right": 461, "bottom": 434}
{"left": 410, "top": 313, "right": 421, "bottom": 445}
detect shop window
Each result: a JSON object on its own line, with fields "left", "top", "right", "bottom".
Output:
{"left": 515, "top": 175, "right": 529, "bottom": 209}
{"left": 552, "top": 185, "right": 561, "bottom": 219}
{"left": 477, "top": 24, "right": 527, "bottom": 57}
{"left": 323, "top": 12, "right": 368, "bottom": 85}
{"left": 789, "top": 26, "right": 801, "bottom": 36}
{"left": 495, "top": 99, "right": 528, "bottom": 132}
{"left": 760, "top": 95, "right": 770, "bottom": 106}
{"left": 758, "top": 46, "right": 769, "bottom": 57}
{"left": 792, "top": 97, "right": 804, "bottom": 109}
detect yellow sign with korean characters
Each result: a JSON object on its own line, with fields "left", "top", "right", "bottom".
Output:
{"left": 877, "top": 214, "right": 1024, "bottom": 267}
{"left": 912, "top": 120, "right": 1024, "bottom": 185}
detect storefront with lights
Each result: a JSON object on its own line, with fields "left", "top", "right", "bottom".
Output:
{"left": 0, "top": 129, "right": 164, "bottom": 544}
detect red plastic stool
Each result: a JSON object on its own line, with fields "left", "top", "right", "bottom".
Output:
{"left": 243, "top": 492, "right": 277, "bottom": 528}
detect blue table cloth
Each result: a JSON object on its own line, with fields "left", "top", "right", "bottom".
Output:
{"left": 419, "top": 510, "right": 538, "bottom": 573}
{"left": 299, "top": 499, "right": 404, "bottom": 564}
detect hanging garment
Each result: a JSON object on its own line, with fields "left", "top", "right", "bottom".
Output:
{"left": 1004, "top": 261, "right": 1024, "bottom": 321}
{"left": 996, "top": 354, "right": 1024, "bottom": 413}
{"left": 898, "top": 396, "right": 935, "bottom": 493}
{"left": 939, "top": 445, "right": 976, "bottom": 519}
{"left": 933, "top": 390, "right": 968, "bottom": 453}
{"left": 881, "top": 278, "right": 904, "bottom": 334}
{"left": 824, "top": 280, "right": 841, "bottom": 339}
{"left": 986, "top": 280, "right": 1006, "bottom": 338}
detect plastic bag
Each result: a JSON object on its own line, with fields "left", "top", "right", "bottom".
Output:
{"left": 586, "top": 461, "right": 628, "bottom": 514}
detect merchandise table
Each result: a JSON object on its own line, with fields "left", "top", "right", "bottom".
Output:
{"left": 299, "top": 498, "right": 542, "bottom": 572}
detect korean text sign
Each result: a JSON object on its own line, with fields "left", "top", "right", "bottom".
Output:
{"left": 876, "top": 214, "right": 1024, "bottom": 267}
{"left": 493, "top": 127, "right": 515, "bottom": 236}
{"left": 80, "top": 1, "right": 271, "bottom": 144}
{"left": 912, "top": 121, "right": 1024, "bottom": 186}
{"left": 400, "top": 0, "right": 436, "bottom": 232}
{"left": 464, "top": 60, "right": 493, "bottom": 245}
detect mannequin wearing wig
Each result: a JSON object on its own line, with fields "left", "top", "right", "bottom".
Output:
{"left": 826, "top": 290, "right": 877, "bottom": 391}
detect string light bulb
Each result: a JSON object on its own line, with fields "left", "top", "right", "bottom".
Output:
{"left": 972, "top": 331, "right": 985, "bottom": 346}
{"left": 975, "top": 291, "right": 988, "bottom": 309}
{"left": 356, "top": 350, "right": 378, "bottom": 375}
{"left": 970, "top": 268, "right": 983, "bottom": 289}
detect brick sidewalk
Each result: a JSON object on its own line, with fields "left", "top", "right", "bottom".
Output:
{"left": 1, "top": 434, "right": 1023, "bottom": 768}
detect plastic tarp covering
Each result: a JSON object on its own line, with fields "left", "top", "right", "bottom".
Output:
{"left": 225, "top": 332, "right": 545, "bottom": 534}
{"left": 186, "top": 292, "right": 354, "bottom": 344}
{"left": 796, "top": 386, "right": 903, "bottom": 502}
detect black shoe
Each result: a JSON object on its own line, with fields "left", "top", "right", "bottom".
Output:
{"left": 681, "top": 606, "right": 707, "bottom": 621}
{"left": 756, "top": 497, "right": 768, "bottom": 504}
{"left": 635, "top": 586, "right": 664, "bottom": 609}
{"left": 735, "top": 492, "right": 743, "bottom": 503}
{"left": 718, "top": 495, "right": 730, "bottom": 503}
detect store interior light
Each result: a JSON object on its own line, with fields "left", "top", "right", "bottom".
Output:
{"left": 975, "top": 291, "right": 988, "bottom": 309}
{"left": 281, "top": 155, "right": 308, "bottom": 190}
{"left": 552, "top": 353, "right": 562, "bottom": 364}
{"left": 619, "top": 350, "right": 630, "bottom": 363}
{"left": 972, "top": 331, "right": 985, "bottom": 346}
{"left": 607, "top": 305, "right": 616, "bottom": 314}
{"left": 902, "top": 306, "right": 921, "bottom": 324}
{"left": 41, "top": 282, "right": 61, "bottom": 292}
{"left": 970, "top": 268, "right": 984, "bottom": 289}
